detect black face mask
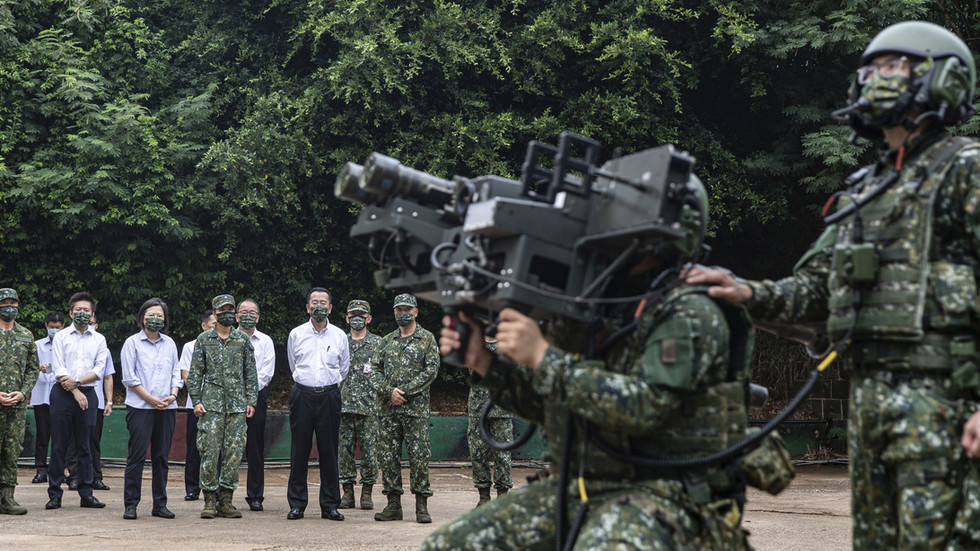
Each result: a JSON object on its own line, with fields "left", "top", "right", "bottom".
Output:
{"left": 0, "top": 306, "right": 17, "bottom": 322}
{"left": 216, "top": 311, "right": 237, "bottom": 327}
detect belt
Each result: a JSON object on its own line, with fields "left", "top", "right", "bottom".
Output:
{"left": 846, "top": 333, "right": 956, "bottom": 371}
{"left": 294, "top": 382, "right": 338, "bottom": 393}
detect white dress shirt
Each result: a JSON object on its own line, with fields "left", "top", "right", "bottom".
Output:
{"left": 247, "top": 328, "right": 276, "bottom": 392}
{"left": 96, "top": 353, "right": 114, "bottom": 410}
{"left": 178, "top": 340, "right": 195, "bottom": 408}
{"left": 287, "top": 320, "right": 349, "bottom": 387}
{"left": 52, "top": 323, "right": 107, "bottom": 386}
{"left": 30, "top": 337, "right": 55, "bottom": 406}
{"left": 122, "top": 330, "right": 180, "bottom": 410}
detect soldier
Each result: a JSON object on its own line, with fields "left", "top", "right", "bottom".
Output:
{"left": 179, "top": 308, "right": 215, "bottom": 501}
{"left": 424, "top": 169, "right": 761, "bottom": 550}
{"left": 467, "top": 337, "right": 513, "bottom": 508}
{"left": 0, "top": 288, "right": 38, "bottom": 515}
{"left": 338, "top": 299, "right": 383, "bottom": 510}
{"left": 686, "top": 21, "right": 980, "bottom": 549}
{"left": 186, "top": 294, "right": 257, "bottom": 519}
{"left": 237, "top": 298, "right": 276, "bottom": 512}
{"left": 285, "top": 287, "right": 349, "bottom": 521}
{"left": 373, "top": 294, "right": 439, "bottom": 524}
{"left": 29, "top": 311, "right": 64, "bottom": 484}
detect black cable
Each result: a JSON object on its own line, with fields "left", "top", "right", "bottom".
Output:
{"left": 478, "top": 400, "right": 536, "bottom": 452}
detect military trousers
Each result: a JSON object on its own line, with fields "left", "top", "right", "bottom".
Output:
{"left": 849, "top": 373, "right": 969, "bottom": 550}
{"left": 466, "top": 414, "right": 513, "bottom": 490}
{"left": 378, "top": 413, "right": 431, "bottom": 497}
{"left": 0, "top": 405, "right": 27, "bottom": 487}
{"left": 197, "top": 410, "right": 246, "bottom": 492}
{"left": 339, "top": 412, "right": 379, "bottom": 485}
{"left": 124, "top": 408, "right": 175, "bottom": 509}
{"left": 420, "top": 475, "right": 750, "bottom": 550}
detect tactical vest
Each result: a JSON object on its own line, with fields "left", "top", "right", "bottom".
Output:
{"left": 827, "top": 137, "right": 980, "bottom": 344}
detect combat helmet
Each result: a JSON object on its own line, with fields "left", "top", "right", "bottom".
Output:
{"left": 838, "top": 21, "right": 977, "bottom": 139}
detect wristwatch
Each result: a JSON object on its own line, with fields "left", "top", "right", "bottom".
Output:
{"left": 74, "top": 379, "right": 81, "bottom": 389}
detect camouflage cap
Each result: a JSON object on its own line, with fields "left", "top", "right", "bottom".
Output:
{"left": 0, "top": 288, "right": 18, "bottom": 302}
{"left": 212, "top": 294, "right": 235, "bottom": 309}
{"left": 347, "top": 299, "right": 371, "bottom": 314}
{"left": 393, "top": 293, "right": 417, "bottom": 308}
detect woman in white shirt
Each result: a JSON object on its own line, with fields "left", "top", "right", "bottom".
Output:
{"left": 120, "top": 298, "right": 181, "bottom": 520}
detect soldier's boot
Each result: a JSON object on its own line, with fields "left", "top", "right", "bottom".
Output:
{"left": 416, "top": 495, "right": 432, "bottom": 524}
{"left": 201, "top": 491, "right": 217, "bottom": 519}
{"left": 497, "top": 487, "right": 509, "bottom": 498}
{"left": 475, "top": 487, "right": 491, "bottom": 508}
{"left": 373, "top": 494, "right": 402, "bottom": 521}
{"left": 0, "top": 487, "right": 27, "bottom": 515}
{"left": 216, "top": 489, "right": 242, "bottom": 518}
{"left": 339, "top": 484, "right": 355, "bottom": 509}
{"left": 359, "top": 484, "right": 374, "bottom": 510}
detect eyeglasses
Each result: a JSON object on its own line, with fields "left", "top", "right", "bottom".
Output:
{"left": 857, "top": 56, "right": 910, "bottom": 84}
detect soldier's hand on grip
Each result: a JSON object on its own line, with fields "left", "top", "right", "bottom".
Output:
{"left": 495, "top": 308, "right": 548, "bottom": 369}
{"left": 440, "top": 313, "right": 492, "bottom": 376}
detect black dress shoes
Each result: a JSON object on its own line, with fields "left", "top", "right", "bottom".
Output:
{"left": 67, "top": 478, "right": 78, "bottom": 491}
{"left": 322, "top": 508, "right": 344, "bottom": 521}
{"left": 151, "top": 507, "right": 175, "bottom": 519}
{"left": 32, "top": 473, "right": 47, "bottom": 484}
{"left": 92, "top": 480, "right": 110, "bottom": 491}
{"left": 249, "top": 500, "right": 263, "bottom": 512}
{"left": 45, "top": 498, "right": 61, "bottom": 510}
{"left": 123, "top": 507, "right": 137, "bottom": 520}
{"left": 185, "top": 492, "right": 199, "bottom": 501}
{"left": 286, "top": 508, "right": 304, "bottom": 520}
{"left": 80, "top": 496, "right": 106, "bottom": 508}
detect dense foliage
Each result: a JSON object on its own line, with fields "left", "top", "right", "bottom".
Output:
{"left": 2, "top": 0, "right": 978, "bottom": 389}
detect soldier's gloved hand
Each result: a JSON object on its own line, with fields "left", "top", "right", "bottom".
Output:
{"left": 496, "top": 308, "right": 548, "bottom": 370}
{"left": 684, "top": 265, "right": 753, "bottom": 304}
{"left": 440, "top": 313, "right": 492, "bottom": 376}
{"left": 962, "top": 411, "right": 980, "bottom": 458}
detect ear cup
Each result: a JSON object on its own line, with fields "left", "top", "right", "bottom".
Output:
{"left": 919, "top": 57, "right": 972, "bottom": 123}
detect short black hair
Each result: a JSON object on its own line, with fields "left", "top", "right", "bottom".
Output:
{"left": 201, "top": 308, "right": 214, "bottom": 323}
{"left": 137, "top": 297, "right": 170, "bottom": 332}
{"left": 68, "top": 291, "right": 95, "bottom": 312}
{"left": 45, "top": 311, "right": 65, "bottom": 324}
{"left": 306, "top": 287, "right": 332, "bottom": 305}
{"left": 238, "top": 298, "right": 260, "bottom": 314}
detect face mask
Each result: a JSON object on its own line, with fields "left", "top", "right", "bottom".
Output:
{"left": 310, "top": 306, "right": 329, "bottom": 323}
{"left": 72, "top": 311, "right": 91, "bottom": 328}
{"left": 484, "top": 341, "right": 498, "bottom": 353}
{"left": 216, "top": 311, "right": 237, "bottom": 327}
{"left": 145, "top": 317, "right": 165, "bottom": 333}
{"left": 238, "top": 314, "right": 257, "bottom": 331}
{"left": 47, "top": 328, "right": 60, "bottom": 339}
{"left": 348, "top": 315, "right": 367, "bottom": 331}
{"left": 858, "top": 72, "right": 911, "bottom": 122}
{"left": 0, "top": 306, "right": 17, "bottom": 322}
{"left": 395, "top": 312, "right": 414, "bottom": 327}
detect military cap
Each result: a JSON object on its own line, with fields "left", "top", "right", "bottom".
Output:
{"left": 347, "top": 299, "right": 371, "bottom": 314}
{"left": 212, "top": 294, "right": 235, "bottom": 309}
{"left": 0, "top": 288, "right": 19, "bottom": 302}
{"left": 393, "top": 293, "right": 417, "bottom": 308}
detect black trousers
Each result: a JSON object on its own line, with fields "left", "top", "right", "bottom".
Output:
{"left": 48, "top": 386, "right": 96, "bottom": 501}
{"left": 287, "top": 384, "right": 341, "bottom": 511}
{"left": 32, "top": 404, "right": 51, "bottom": 473}
{"left": 245, "top": 387, "right": 267, "bottom": 503}
{"left": 124, "top": 408, "right": 175, "bottom": 509}
{"left": 184, "top": 410, "right": 201, "bottom": 496}
{"left": 67, "top": 411, "right": 104, "bottom": 481}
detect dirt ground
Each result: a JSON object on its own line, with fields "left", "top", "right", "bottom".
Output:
{"left": 1, "top": 464, "right": 850, "bottom": 550}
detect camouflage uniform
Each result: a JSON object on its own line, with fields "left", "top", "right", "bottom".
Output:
{"left": 339, "top": 329, "right": 383, "bottom": 485}
{"left": 373, "top": 325, "right": 440, "bottom": 498}
{"left": 422, "top": 286, "right": 753, "bottom": 550}
{"left": 187, "top": 326, "right": 257, "bottom": 492}
{"left": 466, "top": 383, "right": 513, "bottom": 492}
{"left": 743, "top": 131, "right": 980, "bottom": 549}
{"left": 0, "top": 322, "right": 38, "bottom": 488}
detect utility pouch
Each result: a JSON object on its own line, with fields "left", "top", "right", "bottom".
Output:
{"left": 741, "top": 428, "right": 795, "bottom": 495}
{"left": 833, "top": 242, "right": 879, "bottom": 284}
{"left": 951, "top": 336, "right": 980, "bottom": 392}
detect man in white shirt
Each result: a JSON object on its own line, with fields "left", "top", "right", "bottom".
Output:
{"left": 46, "top": 291, "right": 108, "bottom": 510}
{"left": 238, "top": 298, "right": 276, "bottom": 512}
{"left": 285, "top": 287, "right": 349, "bottom": 521}
{"left": 179, "top": 308, "right": 215, "bottom": 501}
{"left": 65, "top": 312, "right": 113, "bottom": 491}
{"left": 29, "top": 311, "right": 64, "bottom": 484}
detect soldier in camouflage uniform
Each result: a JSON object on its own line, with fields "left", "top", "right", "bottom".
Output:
{"left": 187, "top": 294, "right": 257, "bottom": 519}
{"left": 373, "top": 293, "right": 440, "bottom": 524}
{"left": 688, "top": 21, "right": 980, "bottom": 550}
{"left": 424, "top": 173, "right": 761, "bottom": 550}
{"left": 0, "top": 288, "right": 38, "bottom": 515}
{"left": 339, "top": 299, "right": 383, "bottom": 510}
{"left": 467, "top": 338, "right": 513, "bottom": 507}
